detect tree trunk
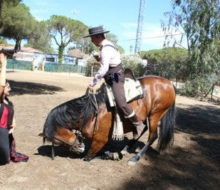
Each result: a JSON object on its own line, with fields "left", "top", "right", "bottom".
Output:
{"left": 0, "top": 0, "right": 3, "bottom": 34}
{"left": 14, "top": 38, "right": 21, "bottom": 52}
{"left": 58, "top": 44, "right": 65, "bottom": 71}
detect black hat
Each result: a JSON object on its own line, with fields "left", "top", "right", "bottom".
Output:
{"left": 84, "top": 26, "right": 109, "bottom": 38}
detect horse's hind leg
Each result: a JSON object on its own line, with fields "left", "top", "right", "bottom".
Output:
{"left": 121, "top": 118, "right": 149, "bottom": 155}
{"left": 128, "top": 111, "right": 164, "bottom": 165}
{"left": 121, "top": 139, "right": 137, "bottom": 155}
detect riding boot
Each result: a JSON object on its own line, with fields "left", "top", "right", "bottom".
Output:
{"left": 129, "top": 114, "right": 145, "bottom": 140}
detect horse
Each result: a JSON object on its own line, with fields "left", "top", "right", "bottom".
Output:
{"left": 41, "top": 75, "right": 176, "bottom": 165}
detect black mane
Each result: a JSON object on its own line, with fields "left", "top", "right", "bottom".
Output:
{"left": 43, "top": 84, "right": 109, "bottom": 139}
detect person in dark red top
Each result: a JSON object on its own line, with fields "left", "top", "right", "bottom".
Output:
{"left": 0, "top": 53, "right": 28, "bottom": 165}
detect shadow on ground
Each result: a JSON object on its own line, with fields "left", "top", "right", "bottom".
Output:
{"left": 117, "top": 104, "right": 220, "bottom": 190}
{"left": 36, "top": 145, "right": 83, "bottom": 159}
{"left": 8, "top": 80, "right": 63, "bottom": 95}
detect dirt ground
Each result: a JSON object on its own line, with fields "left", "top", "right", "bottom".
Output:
{"left": 0, "top": 70, "right": 219, "bottom": 190}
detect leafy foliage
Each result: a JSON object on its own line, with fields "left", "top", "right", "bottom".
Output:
{"left": 1, "top": 2, "right": 37, "bottom": 51}
{"left": 0, "top": 0, "right": 21, "bottom": 34}
{"left": 165, "top": 0, "right": 220, "bottom": 96}
{"left": 48, "top": 15, "right": 88, "bottom": 65}
{"left": 25, "top": 21, "right": 54, "bottom": 54}
{"left": 141, "top": 47, "right": 188, "bottom": 80}
{"left": 121, "top": 54, "right": 146, "bottom": 77}
{"left": 0, "top": 36, "right": 7, "bottom": 44}
{"left": 106, "top": 33, "right": 124, "bottom": 54}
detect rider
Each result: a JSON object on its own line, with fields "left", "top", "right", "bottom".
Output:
{"left": 84, "top": 26, "right": 145, "bottom": 140}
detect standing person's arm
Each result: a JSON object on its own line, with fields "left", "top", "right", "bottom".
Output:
{"left": 0, "top": 53, "right": 7, "bottom": 99}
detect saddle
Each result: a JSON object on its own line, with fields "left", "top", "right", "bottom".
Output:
{"left": 124, "top": 68, "right": 137, "bottom": 81}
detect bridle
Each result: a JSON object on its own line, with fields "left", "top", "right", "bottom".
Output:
{"left": 50, "top": 91, "right": 98, "bottom": 160}
{"left": 51, "top": 131, "right": 81, "bottom": 160}
{"left": 53, "top": 135, "right": 78, "bottom": 147}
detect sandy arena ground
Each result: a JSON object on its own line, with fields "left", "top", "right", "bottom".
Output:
{"left": 0, "top": 70, "right": 219, "bottom": 190}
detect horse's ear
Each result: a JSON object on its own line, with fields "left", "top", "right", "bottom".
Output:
{"left": 38, "top": 132, "right": 45, "bottom": 137}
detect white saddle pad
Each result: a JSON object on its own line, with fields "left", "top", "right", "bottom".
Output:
{"left": 105, "top": 77, "right": 144, "bottom": 107}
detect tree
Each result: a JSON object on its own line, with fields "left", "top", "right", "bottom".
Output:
{"left": 81, "top": 38, "right": 97, "bottom": 54}
{"left": 1, "top": 2, "right": 37, "bottom": 52}
{"left": 0, "top": 36, "right": 7, "bottom": 44}
{"left": 121, "top": 54, "right": 146, "bottom": 77}
{"left": 165, "top": 0, "right": 220, "bottom": 96}
{"left": 141, "top": 47, "right": 188, "bottom": 81}
{"left": 77, "top": 32, "right": 124, "bottom": 55}
{"left": 106, "top": 33, "right": 124, "bottom": 54}
{"left": 25, "top": 21, "right": 54, "bottom": 54}
{"left": 48, "top": 15, "right": 88, "bottom": 66}
{"left": 0, "top": 0, "right": 20, "bottom": 34}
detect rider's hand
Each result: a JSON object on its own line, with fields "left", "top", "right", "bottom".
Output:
{"left": 93, "top": 55, "right": 100, "bottom": 62}
{"left": 88, "top": 85, "right": 94, "bottom": 92}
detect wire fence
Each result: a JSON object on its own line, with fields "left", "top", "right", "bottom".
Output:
{"left": 7, "top": 59, "right": 32, "bottom": 71}
{"left": 44, "top": 62, "right": 87, "bottom": 74}
{"left": 6, "top": 59, "right": 87, "bottom": 75}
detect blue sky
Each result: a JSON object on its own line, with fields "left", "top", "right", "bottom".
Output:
{"left": 22, "top": 0, "right": 185, "bottom": 53}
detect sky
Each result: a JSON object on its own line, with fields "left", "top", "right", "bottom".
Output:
{"left": 22, "top": 0, "right": 185, "bottom": 54}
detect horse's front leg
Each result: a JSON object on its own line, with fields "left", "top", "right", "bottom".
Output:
{"left": 83, "top": 110, "right": 113, "bottom": 161}
{"left": 84, "top": 136, "right": 109, "bottom": 161}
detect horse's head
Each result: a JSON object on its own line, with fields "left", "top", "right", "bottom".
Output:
{"left": 67, "top": 132, "right": 85, "bottom": 154}
{"left": 43, "top": 127, "right": 86, "bottom": 154}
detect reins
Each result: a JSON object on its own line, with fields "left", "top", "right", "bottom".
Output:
{"left": 50, "top": 90, "right": 99, "bottom": 160}
{"left": 53, "top": 135, "right": 78, "bottom": 146}
{"left": 51, "top": 133, "right": 80, "bottom": 160}
{"left": 88, "top": 90, "right": 99, "bottom": 134}
{"left": 89, "top": 92, "right": 98, "bottom": 114}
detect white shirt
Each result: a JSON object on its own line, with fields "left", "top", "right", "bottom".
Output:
{"left": 90, "top": 39, "right": 121, "bottom": 87}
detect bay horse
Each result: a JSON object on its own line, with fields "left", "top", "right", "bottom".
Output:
{"left": 41, "top": 75, "right": 176, "bottom": 165}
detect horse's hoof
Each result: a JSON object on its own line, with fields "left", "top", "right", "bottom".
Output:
{"left": 83, "top": 155, "right": 93, "bottom": 162}
{"left": 121, "top": 149, "right": 128, "bottom": 155}
{"left": 121, "top": 145, "right": 129, "bottom": 155}
{"left": 127, "top": 155, "right": 140, "bottom": 166}
{"left": 102, "top": 151, "right": 123, "bottom": 161}
{"left": 112, "top": 152, "right": 123, "bottom": 160}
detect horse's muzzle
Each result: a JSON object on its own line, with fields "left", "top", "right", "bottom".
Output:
{"left": 69, "top": 142, "right": 85, "bottom": 154}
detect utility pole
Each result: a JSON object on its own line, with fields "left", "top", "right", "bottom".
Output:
{"left": 135, "top": 0, "right": 145, "bottom": 53}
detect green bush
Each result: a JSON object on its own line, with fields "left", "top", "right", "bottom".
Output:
{"left": 121, "top": 54, "right": 146, "bottom": 77}
{"left": 180, "top": 74, "right": 218, "bottom": 97}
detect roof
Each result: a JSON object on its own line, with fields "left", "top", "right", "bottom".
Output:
{"left": 0, "top": 44, "right": 42, "bottom": 53}
{"left": 68, "top": 49, "right": 84, "bottom": 58}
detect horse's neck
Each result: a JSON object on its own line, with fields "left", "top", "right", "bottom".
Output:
{"left": 81, "top": 113, "right": 99, "bottom": 139}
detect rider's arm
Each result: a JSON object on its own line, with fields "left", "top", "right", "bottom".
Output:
{"left": 90, "top": 48, "right": 112, "bottom": 87}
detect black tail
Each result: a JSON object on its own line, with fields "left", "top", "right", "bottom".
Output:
{"left": 158, "top": 101, "right": 176, "bottom": 151}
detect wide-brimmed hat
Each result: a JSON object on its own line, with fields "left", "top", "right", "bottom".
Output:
{"left": 84, "top": 26, "right": 109, "bottom": 38}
